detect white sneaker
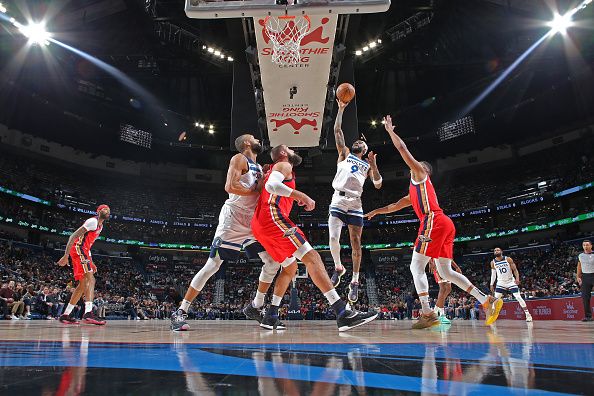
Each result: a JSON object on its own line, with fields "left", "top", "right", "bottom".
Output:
{"left": 10, "top": 315, "right": 19, "bottom": 320}
{"left": 526, "top": 314, "right": 533, "bottom": 322}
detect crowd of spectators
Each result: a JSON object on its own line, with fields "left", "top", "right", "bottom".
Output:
{"left": 0, "top": 234, "right": 587, "bottom": 322}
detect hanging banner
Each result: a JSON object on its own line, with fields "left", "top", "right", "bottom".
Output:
{"left": 254, "top": 14, "right": 338, "bottom": 147}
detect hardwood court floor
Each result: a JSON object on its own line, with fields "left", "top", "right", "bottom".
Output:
{"left": 1, "top": 319, "right": 593, "bottom": 395}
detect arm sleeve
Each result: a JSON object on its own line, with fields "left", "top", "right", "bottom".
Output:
{"left": 265, "top": 171, "right": 294, "bottom": 197}
{"left": 490, "top": 268, "right": 497, "bottom": 285}
{"left": 82, "top": 217, "right": 98, "bottom": 231}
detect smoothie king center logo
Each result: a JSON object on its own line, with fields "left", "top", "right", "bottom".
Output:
{"left": 258, "top": 17, "right": 332, "bottom": 64}
{"left": 269, "top": 104, "right": 320, "bottom": 134}
{"left": 563, "top": 301, "right": 578, "bottom": 319}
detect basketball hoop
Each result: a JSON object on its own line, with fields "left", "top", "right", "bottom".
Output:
{"left": 264, "top": 14, "right": 311, "bottom": 65}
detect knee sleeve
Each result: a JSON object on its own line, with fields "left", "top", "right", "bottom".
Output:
{"left": 513, "top": 292, "right": 527, "bottom": 307}
{"left": 410, "top": 251, "right": 431, "bottom": 294}
{"left": 258, "top": 251, "right": 281, "bottom": 283}
{"left": 190, "top": 256, "right": 223, "bottom": 291}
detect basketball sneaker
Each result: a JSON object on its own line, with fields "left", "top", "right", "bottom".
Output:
{"left": 348, "top": 282, "right": 359, "bottom": 303}
{"left": 59, "top": 314, "right": 79, "bottom": 325}
{"left": 260, "top": 314, "right": 286, "bottom": 330}
{"left": 337, "top": 309, "right": 378, "bottom": 332}
{"left": 82, "top": 312, "right": 106, "bottom": 325}
{"left": 412, "top": 312, "right": 440, "bottom": 329}
{"left": 243, "top": 303, "right": 263, "bottom": 324}
{"left": 438, "top": 314, "right": 451, "bottom": 325}
{"left": 170, "top": 309, "right": 189, "bottom": 331}
{"left": 484, "top": 296, "right": 504, "bottom": 325}
{"left": 330, "top": 267, "right": 347, "bottom": 288}
{"left": 525, "top": 313, "right": 533, "bottom": 322}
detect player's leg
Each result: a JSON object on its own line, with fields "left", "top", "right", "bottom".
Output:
{"left": 435, "top": 281, "right": 452, "bottom": 324}
{"left": 60, "top": 255, "right": 86, "bottom": 324}
{"left": 328, "top": 213, "right": 346, "bottom": 287}
{"left": 261, "top": 259, "right": 297, "bottom": 330}
{"left": 244, "top": 249, "right": 280, "bottom": 323}
{"left": 80, "top": 262, "right": 104, "bottom": 325}
{"left": 298, "top": 247, "right": 378, "bottom": 331}
{"left": 581, "top": 274, "right": 594, "bottom": 321}
{"left": 511, "top": 288, "right": 532, "bottom": 322}
{"left": 409, "top": 250, "right": 437, "bottom": 328}
{"left": 347, "top": 223, "right": 363, "bottom": 303}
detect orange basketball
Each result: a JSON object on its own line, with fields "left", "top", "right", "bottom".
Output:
{"left": 336, "top": 83, "right": 355, "bottom": 103}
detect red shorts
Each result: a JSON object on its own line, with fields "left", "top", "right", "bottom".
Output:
{"left": 70, "top": 251, "right": 97, "bottom": 281}
{"left": 414, "top": 213, "right": 455, "bottom": 259}
{"left": 251, "top": 208, "right": 311, "bottom": 263}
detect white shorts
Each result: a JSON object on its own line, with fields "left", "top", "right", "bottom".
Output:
{"left": 329, "top": 191, "right": 364, "bottom": 226}
{"left": 495, "top": 280, "right": 519, "bottom": 294}
{"left": 211, "top": 204, "right": 262, "bottom": 260}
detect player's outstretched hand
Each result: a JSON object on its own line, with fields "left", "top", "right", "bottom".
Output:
{"left": 336, "top": 99, "right": 348, "bottom": 110}
{"left": 364, "top": 210, "right": 378, "bottom": 220}
{"left": 302, "top": 196, "right": 316, "bottom": 212}
{"left": 383, "top": 115, "right": 395, "bottom": 133}
{"left": 57, "top": 255, "right": 69, "bottom": 267}
{"left": 368, "top": 151, "right": 378, "bottom": 167}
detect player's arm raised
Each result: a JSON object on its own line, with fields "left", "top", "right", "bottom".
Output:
{"left": 367, "top": 151, "right": 383, "bottom": 189}
{"left": 490, "top": 261, "right": 497, "bottom": 293}
{"left": 365, "top": 194, "right": 411, "bottom": 220}
{"left": 225, "top": 154, "right": 257, "bottom": 196}
{"left": 58, "top": 226, "right": 87, "bottom": 266}
{"left": 508, "top": 257, "right": 520, "bottom": 285}
{"left": 383, "top": 115, "right": 427, "bottom": 182}
{"left": 267, "top": 161, "right": 316, "bottom": 212}
{"left": 334, "top": 100, "right": 349, "bottom": 161}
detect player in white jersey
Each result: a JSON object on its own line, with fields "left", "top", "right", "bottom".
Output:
{"left": 490, "top": 247, "right": 532, "bottom": 322}
{"left": 329, "top": 99, "right": 383, "bottom": 302}
{"left": 170, "top": 134, "right": 294, "bottom": 331}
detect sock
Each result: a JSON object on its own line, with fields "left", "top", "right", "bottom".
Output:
{"left": 434, "top": 306, "right": 444, "bottom": 316}
{"left": 352, "top": 272, "right": 360, "bottom": 283}
{"left": 64, "top": 303, "right": 75, "bottom": 315}
{"left": 331, "top": 300, "right": 347, "bottom": 316}
{"left": 468, "top": 286, "right": 488, "bottom": 305}
{"left": 180, "top": 299, "right": 191, "bottom": 312}
{"left": 84, "top": 302, "right": 93, "bottom": 314}
{"left": 253, "top": 291, "right": 266, "bottom": 309}
{"left": 420, "top": 295, "right": 431, "bottom": 314}
{"left": 271, "top": 294, "right": 282, "bottom": 307}
{"left": 268, "top": 305, "right": 279, "bottom": 317}
{"left": 323, "top": 289, "right": 341, "bottom": 305}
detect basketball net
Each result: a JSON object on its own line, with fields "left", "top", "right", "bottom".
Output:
{"left": 264, "top": 14, "right": 311, "bottom": 65}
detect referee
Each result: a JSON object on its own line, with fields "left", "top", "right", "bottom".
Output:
{"left": 577, "top": 239, "right": 594, "bottom": 322}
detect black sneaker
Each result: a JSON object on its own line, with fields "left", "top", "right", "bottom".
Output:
{"left": 243, "top": 303, "right": 263, "bottom": 324}
{"left": 582, "top": 317, "right": 593, "bottom": 322}
{"left": 170, "top": 309, "right": 189, "bottom": 331}
{"left": 337, "top": 309, "right": 378, "bottom": 332}
{"left": 260, "top": 315, "right": 287, "bottom": 330}
{"left": 82, "top": 312, "right": 106, "bottom": 326}
{"left": 59, "top": 314, "right": 79, "bottom": 325}
{"left": 330, "top": 267, "right": 347, "bottom": 288}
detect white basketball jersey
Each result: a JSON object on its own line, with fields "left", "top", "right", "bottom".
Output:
{"left": 493, "top": 256, "right": 515, "bottom": 284}
{"left": 225, "top": 156, "right": 262, "bottom": 212}
{"left": 331, "top": 154, "right": 369, "bottom": 198}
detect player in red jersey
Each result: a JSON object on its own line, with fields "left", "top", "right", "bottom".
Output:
{"left": 252, "top": 144, "right": 378, "bottom": 331}
{"left": 365, "top": 115, "right": 502, "bottom": 329}
{"left": 56, "top": 205, "right": 110, "bottom": 325}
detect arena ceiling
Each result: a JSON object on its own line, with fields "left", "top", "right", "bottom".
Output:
{"left": 0, "top": 0, "right": 592, "bottom": 168}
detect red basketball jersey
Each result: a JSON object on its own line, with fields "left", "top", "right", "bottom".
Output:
{"left": 69, "top": 217, "right": 103, "bottom": 258}
{"left": 409, "top": 175, "right": 443, "bottom": 220}
{"left": 254, "top": 166, "right": 296, "bottom": 222}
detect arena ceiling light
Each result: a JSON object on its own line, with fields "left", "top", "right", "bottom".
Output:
{"left": 354, "top": 39, "right": 381, "bottom": 56}
{"left": 203, "top": 45, "right": 233, "bottom": 62}
{"left": 12, "top": 20, "right": 51, "bottom": 46}
{"left": 547, "top": 12, "right": 574, "bottom": 35}
{"left": 0, "top": 3, "right": 6, "bottom": 13}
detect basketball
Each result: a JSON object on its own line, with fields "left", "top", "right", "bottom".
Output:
{"left": 336, "top": 83, "right": 355, "bottom": 103}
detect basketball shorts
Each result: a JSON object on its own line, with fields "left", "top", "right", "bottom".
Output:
{"left": 495, "top": 281, "right": 519, "bottom": 294}
{"left": 329, "top": 191, "right": 364, "bottom": 227}
{"left": 70, "top": 249, "right": 97, "bottom": 281}
{"left": 414, "top": 213, "right": 455, "bottom": 259}
{"left": 433, "top": 269, "right": 451, "bottom": 284}
{"left": 211, "top": 204, "right": 264, "bottom": 261}
{"left": 252, "top": 205, "right": 313, "bottom": 264}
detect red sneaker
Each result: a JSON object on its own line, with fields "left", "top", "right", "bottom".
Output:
{"left": 82, "top": 312, "right": 106, "bottom": 325}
